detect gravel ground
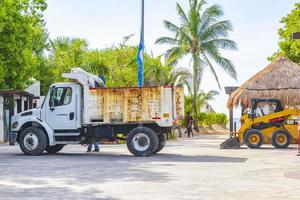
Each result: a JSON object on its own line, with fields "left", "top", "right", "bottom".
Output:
{"left": 0, "top": 135, "right": 299, "bottom": 200}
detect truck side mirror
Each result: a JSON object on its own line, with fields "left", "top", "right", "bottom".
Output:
{"left": 49, "top": 99, "right": 55, "bottom": 110}
{"left": 49, "top": 86, "right": 55, "bottom": 111}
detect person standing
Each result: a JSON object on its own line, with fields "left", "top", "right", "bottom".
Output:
{"left": 184, "top": 113, "right": 194, "bottom": 138}
{"left": 87, "top": 142, "right": 100, "bottom": 152}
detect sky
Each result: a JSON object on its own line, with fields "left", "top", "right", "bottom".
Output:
{"left": 44, "top": 0, "right": 298, "bottom": 117}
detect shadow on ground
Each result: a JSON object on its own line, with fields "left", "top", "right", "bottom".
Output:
{"left": 12, "top": 151, "right": 248, "bottom": 163}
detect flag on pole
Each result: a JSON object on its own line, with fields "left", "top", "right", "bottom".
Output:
{"left": 137, "top": 0, "right": 144, "bottom": 87}
{"left": 137, "top": 37, "right": 144, "bottom": 87}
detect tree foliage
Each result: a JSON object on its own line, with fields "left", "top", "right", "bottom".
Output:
{"left": 0, "top": 0, "right": 48, "bottom": 89}
{"left": 156, "top": 0, "right": 237, "bottom": 130}
{"left": 184, "top": 90, "right": 219, "bottom": 115}
{"left": 38, "top": 37, "right": 187, "bottom": 94}
{"left": 271, "top": 3, "right": 300, "bottom": 63}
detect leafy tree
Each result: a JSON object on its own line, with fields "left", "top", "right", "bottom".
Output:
{"left": 270, "top": 3, "right": 300, "bottom": 63}
{"left": 83, "top": 46, "right": 138, "bottom": 87}
{"left": 0, "top": 0, "right": 48, "bottom": 89}
{"left": 49, "top": 37, "right": 88, "bottom": 80}
{"left": 156, "top": 0, "right": 237, "bottom": 130}
{"left": 41, "top": 39, "right": 174, "bottom": 91}
{"left": 83, "top": 45, "right": 178, "bottom": 87}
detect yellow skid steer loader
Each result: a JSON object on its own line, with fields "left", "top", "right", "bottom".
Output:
{"left": 220, "top": 99, "right": 300, "bottom": 149}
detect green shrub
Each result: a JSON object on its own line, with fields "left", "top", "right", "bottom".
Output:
{"left": 205, "top": 113, "right": 217, "bottom": 128}
{"left": 215, "top": 113, "right": 228, "bottom": 127}
{"left": 182, "top": 111, "right": 228, "bottom": 128}
{"left": 197, "top": 112, "right": 207, "bottom": 126}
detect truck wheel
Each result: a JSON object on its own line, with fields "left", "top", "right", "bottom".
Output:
{"left": 19, "top": 127, "right": 47, "bottom": 156}
{"left": 45, "top": 145, "right": 65, "bottom": 154}
{"left": 244, "top": 129, "right": 263, "bottom": 149}
{"left": 154, "top": 133, "right": 167, "bottom": 154}
{"left": 272, "top": 130, "right": 290, "bottom": 148}
{"left": 126, "top": 127, "right": 159, "bottom": 157}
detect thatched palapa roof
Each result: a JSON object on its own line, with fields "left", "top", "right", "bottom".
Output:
{"left": 227, "top": 57, "right": 300, "bottom": 108}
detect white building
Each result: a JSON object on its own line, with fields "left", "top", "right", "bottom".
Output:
{"left": 0, "top": 81, "right": 41, "bottom": 143}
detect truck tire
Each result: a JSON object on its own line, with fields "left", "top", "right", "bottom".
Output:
{"left": 126, "top": 127, "right": 159, "bottom": 157}
{"left": 244, "top": 129, "right": 263, "bottom": 149}
{"left": 19, "top": 127, "right": 47, "bottom": 156}
{"left": 45, "top": 145, "right": 65, "bottom": 154}
{"left": 154, "top": 133, "right": 167, "bottom": 154}
{"left": 272, "top": 130, "right": 290, "bottom": 148}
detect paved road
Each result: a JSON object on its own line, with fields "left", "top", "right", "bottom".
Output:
{"left": 0, "top": 135, "right": 299, "bottom": 200}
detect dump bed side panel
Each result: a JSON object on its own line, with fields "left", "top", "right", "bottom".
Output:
{"left": 88, "top": 87, "right": 162, "bottom": 124}
{"left": 88, "top": 86, "right": 184, "bottom": 126}
{"left": 175, "top": 86, "right": 184, "bottom": 122}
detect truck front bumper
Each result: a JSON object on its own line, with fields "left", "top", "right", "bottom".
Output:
{"left": 9, "top": 131, "right": 18, "bottom": 146}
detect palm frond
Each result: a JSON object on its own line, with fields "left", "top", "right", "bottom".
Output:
{"left": 165, "top": 47, "right": 185, "bottom": 66}
{"left": 198, "top": 4, "right": 224, "bottom": 34}
{"left": 155, "top": 37, "right": 179, "bottom": 45}
{"left": 203, "top": 54, "right": 221, "bottom": 89}
{"left": 206, "top": 47, "right": 237, "bottom": 80}
{"left": 176, "top": 3, "right": 189, "bottom": 25}
{"left": 163, "top": 20, "right": 180, "bottom": 33}
{"left": 173, "top": 68, "right": 192, "bottom": 86}
{"left": 171, "top": 67, "right": 192, "bottom": 82}
{"left": 200, "top": 20, "right": 233, "bottom": 41}
{"left": 202, "top": 38, "right": 238, "bottom": 51}
{"left": 204, "top": 4, "right": 224, "bottom": 18}
{"left": 217, "top": 57, "right": 237, "bottom": 80}
{"left": 197, "top": 0, "right": 207, "bottom": 13}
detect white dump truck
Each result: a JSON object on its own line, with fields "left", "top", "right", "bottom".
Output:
{"left": 10, "top": 69, "right": 184, "bottom": 157}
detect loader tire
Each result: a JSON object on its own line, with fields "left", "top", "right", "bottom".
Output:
{"left": 244, "top": 129, "right": 263, "bottom": 149}
{"left": 126, "top": 127, "right": 159, "bottom": 157}
{"left": 154, "top": 133, "right": 167, "bottom": 154}
{"left": 19, "top": 127, "right": 47, "bottom": 156}
{"left": 272, "top": 130, "right": 290, "bottom": 149}
{"left": 45, "top": 145, "right": 65, "bottom": 154}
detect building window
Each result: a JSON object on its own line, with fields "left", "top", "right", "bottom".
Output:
{"left": 16, "top": 99, "right": 21, "bottom": 113}
{"left": 24, "top": 100, "right": 28, "bottom": 111}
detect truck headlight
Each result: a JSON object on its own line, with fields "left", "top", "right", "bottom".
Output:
{"left": 12, "top": 121, "right": 18, "bottom": 129}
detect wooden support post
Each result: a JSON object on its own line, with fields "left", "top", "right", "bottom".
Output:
{"left": 229, "top": 108, "right": 234, "bottom": 133}
{"left": 297, "top": 118, "right": 300, "bottom": 156}
{"left": 8, "top": 94, "right": 14, "bottom": 145}
{"left": 29, "top": 97, "right": 33, "bottom": 109}
{"left": 225, "top": 87, "right": 238, "bottom": 134}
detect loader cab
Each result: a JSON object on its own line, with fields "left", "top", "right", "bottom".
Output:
{"left": 248, "top": 99, "right": 283, "bottom": 118}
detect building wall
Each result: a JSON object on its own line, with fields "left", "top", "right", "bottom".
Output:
{"left": 0, "top": 94, "right": 36, "bottom": 143}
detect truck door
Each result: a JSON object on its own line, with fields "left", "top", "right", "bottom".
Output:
{"left": 45, "top": 85, "right": 77, "bottom": 130}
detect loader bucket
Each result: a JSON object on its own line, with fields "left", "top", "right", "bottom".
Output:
{"left": 220, "top": 135, "right": 241, "bottom": 149}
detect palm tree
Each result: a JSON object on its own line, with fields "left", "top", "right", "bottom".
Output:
{"left": 49, "top": 36, "right": 88, "bottom": 80}
{"left": 156, "top": 0, "right": 237, "bottom": 130}
{"left": 198, "top": 90, "right": 219, "bottom": 112}
{"left": 167, "top": 67, "right": 192, "bottom": 86}
{"left": 184, "top": 90, "right": 219, "bottom": 116}
{"left": 144, "top": 53, "right": 192, "bottom": 86}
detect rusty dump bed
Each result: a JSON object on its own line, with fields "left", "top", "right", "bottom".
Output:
{"left": 88, "top": 86, "right": 184, "bottom": 124}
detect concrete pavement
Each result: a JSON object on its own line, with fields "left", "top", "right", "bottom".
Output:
{"left": 0, "top": 135, "right": 299, "bottom": 200}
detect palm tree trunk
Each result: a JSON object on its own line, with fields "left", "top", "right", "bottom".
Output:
{"left": 192, "top": 53, "right": 199, "bottom": 131}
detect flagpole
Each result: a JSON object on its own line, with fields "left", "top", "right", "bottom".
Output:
{"left": 140, "top": 0, "right": 144, "bottom": 86}
{"left": 141, "top": 0, "right": 144, "bottom": 49}
{"left": 137, "top": 0, "right": 145, "bottom": 87}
